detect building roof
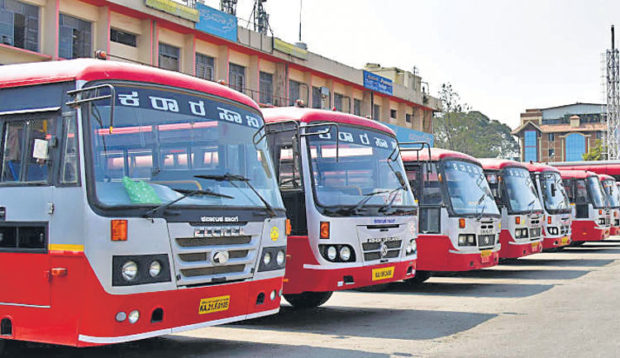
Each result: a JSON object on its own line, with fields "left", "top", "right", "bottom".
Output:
{"left": 0, "top": 59, "right": 260, "bottom": 110}
{"left": 262, "top": 107, "right": 395, "bottom": 135}
{"left": 401, "top": 147, "right": 479, "bottom": 164}
{"left": 479, "top": 158, "right": 528, "bottom": 171}
{"left": 511, "top": 120, "right": 542, "bottom": 135}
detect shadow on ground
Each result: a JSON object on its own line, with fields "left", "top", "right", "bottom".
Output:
{"left": 504, "top": 258, "right": 614, "bottom": 267}
{"left": 434, "top": 268, "right": 589, "bottom": 280}
{"left": 381, "top": 281, "right": 554, "bottom": 298}
{"left": 234, "top": 305, "right": 496, "bottom": 341}
{"left": 8, "top": 336, "right": 389, "bottom": 358}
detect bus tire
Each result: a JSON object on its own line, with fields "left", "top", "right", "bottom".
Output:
{"left": 570, "top": 241, "right": 585, "bottom": 247}
{"left": 0, "top": 339, "right": 5, "bottom": 356}
{"left": 405, "top": 270, "right": 431, "bottom": 285}
{"left": 283, "top": 291, "right": 333, "bottom": 309}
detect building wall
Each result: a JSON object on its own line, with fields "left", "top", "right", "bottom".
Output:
{"left": 0, "top": 0, "right": 438, "bottom": 137}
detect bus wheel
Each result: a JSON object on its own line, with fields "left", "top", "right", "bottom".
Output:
{"left": 570, "top": 241, "right": 585, "bottom": 247}
{"left": 405, "top": 270, "right": 431, "bottom": 285}
{"left": 0, "top": 339, "right": 5, "bottom": 356}
{"left": 284, "top": 291, "right": 333, "bottom": 309}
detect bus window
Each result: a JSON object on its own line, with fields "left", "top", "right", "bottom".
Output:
{"left": 278, "top": 146, "right": 301, "bottom": 189}
{"left": 1, "top": 118, "right": 55, "bottom": 183}
{"left": 60, "top": 115, "right": 79, "bottom": 184}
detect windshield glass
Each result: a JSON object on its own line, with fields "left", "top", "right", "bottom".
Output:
{"left": 602, "top": 180, "right": 620, "bottom": 208}
{"left": 442, "top": 160, "right": 499, "bottom": 216}
{"left": 502, "top": 167, "right": 543, "bottom": 213}
{"left": 305, "top": 124, "right": 416, "bottom": 210}
{"left": 539, "top": 172, "right": 570, "bottom": 212}
{"left": 85, "top": 84, "right": 284, "bottom": 211}
{"left": 587, "top": 176, "right": 607, "bottom": 208}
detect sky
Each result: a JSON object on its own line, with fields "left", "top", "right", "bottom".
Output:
{"left": 203, "top": 0, "right": 619, "bottom": 129}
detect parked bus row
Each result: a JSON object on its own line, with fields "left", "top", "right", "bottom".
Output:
{"left": 0, "top": 59, "right": 615, "bottom": 354}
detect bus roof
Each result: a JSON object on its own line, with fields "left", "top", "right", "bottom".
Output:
{"left": 261, "top": 107, "right": 395, "bottom": 136}
{"left": 0, "top": 59, "right": 259, "bottom": 110}
{"left": 479, "top": 158, "right": 528, "bottom": 171}
{"left": 598, "top": 173, "right": 615, "bottom": 181}
{"left": 559, "top": 169, "right": 597, "bottom": 180}
{"left": 549, "top": 160, "right": 620, "bottom": 177}
{"left": 523, "top": 162, "right": 561, "bottom": 174}
{"left": 401, "top": 147, "right": 480, "bottom": 164}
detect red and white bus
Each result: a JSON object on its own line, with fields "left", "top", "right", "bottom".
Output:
{"left": 598, "top": 174, "right": 620, "bottom": 235}
{"left": 261, "top": 107, "right": 418, "bottom": 308}
{"left": 401, "top": 148, "right": 500, "bottom": 283}
{"left": 0, "top": 59, "right": 287, "bottom": 351}
{"left": 525, "top": 163, "right": 572, "bottom": 249}
{"left": 480, "top": 159, "right": 544, "bottom": 259}
{"left": 560, "top": 170, "right": 611, "bottom": 243}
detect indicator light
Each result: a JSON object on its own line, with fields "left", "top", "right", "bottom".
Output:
{"left": 320, "top": 221, "right": 330, "bottom": 239}
{"left": 111, "top": 220, "right": 128, "bottom": 241}
{"left": 286, "top": 219, "right": 292, "bottom": 236}
{"left": 458, "top": 218, "right": 466, "bottom": 229}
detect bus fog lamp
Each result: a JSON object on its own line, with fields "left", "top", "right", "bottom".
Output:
{"left": 409, "top": 239, "right": 417, "bottom": 253}
{"left": 458, "top": 234, "right": 476, "bottom": 246}
{"left": 128, "top": 310, "right": 140, "bottom": 324}
{"left": 327, "top": 246, "right": 337, "bottom": 261}
{"left": 276, "top": 250, "right": 285, "bottom": 266}
{"left": 263, "top": 252, "right": 272, "bottom": 265}
{"left": 270, "top": 290, "right": 276, "bottom": 300}
{"left": 115, "top": 311, "right": 127, "bottom": 322}
{"left": 121, "top": 261, "right": 138, "bottom": 281}
{"left": 149, "top": 261, "right": 162, "bottom": 277}
{"left": 339, "top": 246, "right": 351, "bottom": 261}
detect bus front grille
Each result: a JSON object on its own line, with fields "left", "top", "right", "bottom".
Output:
{"left": 362, "top": 240, "right": 401, "bottom": 262}
{"left": 529, "top": 228, "right": 541, "bottom": 240}
{"left": 169, "top": 224, "right": 260, "bottom": 287}
{"left": 478, "top": 234, "right": 495, "bottom": 247}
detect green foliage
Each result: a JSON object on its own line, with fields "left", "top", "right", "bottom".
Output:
{"left": 582, "top": 139, "right": 606, "bottom": 161}
{"left": 433, "top": 83, "right": 519, "bottom": 159}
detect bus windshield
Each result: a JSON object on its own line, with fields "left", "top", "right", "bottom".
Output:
{"left": 502, "top": 167, "right": 542, "bottom": 214}
{"left": 602, "top": 180, "right": 620, "bottom": 208}
{"left": 539, "top": 172, "right": 570, "bottom": 212}
{"left": 442, "top": 160, "right": 499, "bottom": 216}
{"left": 587, "top": 176, "right": 607, "bottom": 209}
{"left": 85, "top": 84, "right": 284, "bottom": 211}
{"left": 305, "top": 124, "right": 416, "bottom": 213}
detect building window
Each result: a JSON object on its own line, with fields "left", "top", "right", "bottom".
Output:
{"left": 59, "top": 14, "right": 91, "bottom": 59}
{"left": 596, "top": 131, "right": 603, "bottom": 139}
{"left": 312, "top": 86, "right": 321, "bottom": 109}
{"left": 228, "top": 63, "right": 245, "bottom": 92}
{"left": 110, "top": 28, "right": 136, "bottom": 47}
{"left": 405, "top": 113, "right": 412, "bottom": 123}
{"left": 524, "top": 130, "right": 537, "bottom": 162}
{"left": 158, "top": 43, "right": 179, "bottom": 71}
{"left": 548, "top": 148, "right": 555, "bottom": 158}
{"left": 353, "top": 99, "right": 361, "bottom": 116}
{"left": 373, "top": 104, "right": 380, "bottom": 121}
{"left": 259, "top": 71, "right": 273, "bottom": 104}
{"left": 390, "top": 109, "right": 397, "bottom": 119}
{"left": 548, "top": 133, "right": 554, "bottom": 141}
{"left": 195, "top": 53, "right": 214, "bottom": 81}
{"left": 288, "top": 80, "right": 301, "bottom": 106}
{"left": 566, "top": 133, "right": 586, "bottom": 162}
{"left": 334, "top": 93, "right": 343, "bottom": 112}
{"left": 0, "top": 0, "right": 38, "bottom": 52}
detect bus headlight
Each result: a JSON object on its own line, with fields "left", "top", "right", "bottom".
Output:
{"left": 339, "top": 246, "right": 351, "bottom": 261}
{"left": 276, "top": 250, "right": 286, "bottom": 266}
{"left": 410, "top": 239, "right": 417, "bottom": 254}
{"left": 149, "top": 261, "right": 162, "bottom": 277}
{"left": 128, "top": 310, "right": 140, "bottom": 324}
{"left": 121, "top": 261, "right": 138, "bottom": 281}
{"left": 458, "top": 234, "right": 476, "bottom": 246}
{"left": 327, "top": 246, "right": 338, "bottom": 261}
{"left": 263, "top": 252, "right": 272, "bottom": 266}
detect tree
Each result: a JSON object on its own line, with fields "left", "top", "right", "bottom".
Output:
{"left": 433, "top": 83, "right": 519, "bottom": 158}
{"left": 582, "top": 139, "right": 606, "bottom": 161}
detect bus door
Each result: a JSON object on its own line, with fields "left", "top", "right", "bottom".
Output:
{"left": 0, "top": 110, "right": 62, "bottom": 307}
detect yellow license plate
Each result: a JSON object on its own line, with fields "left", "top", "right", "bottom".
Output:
{"left": 372, "top": 266, "right": 395, "bottom": 281}
{"left": 560, "top": 237, "right": 569, "bottom": 245}
{"left": 480, "top": 250, "right": 492, "bottom": 258}
{"left": 531, "top": 242, "right": 539, "bottom": 250}
{"left": 198, "top": 295, "right": 230, "bottom": 315}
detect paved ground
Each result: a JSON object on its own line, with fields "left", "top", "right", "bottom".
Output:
{"left": 11, "top": 239, "right": 620, "bottom": 357}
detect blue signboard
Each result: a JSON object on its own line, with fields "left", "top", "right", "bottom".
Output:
{"left": 195, "top": 3, "right": 237, "bottom": 42}
{"left": 384, "top": 123, "right": 434, "bottom": 147}
{"left": 363, "top": 71, "right": 393, "bottom": 96}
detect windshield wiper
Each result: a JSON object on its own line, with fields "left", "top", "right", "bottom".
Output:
{"left": 475, "top": 193, "right": 487, "bottom": 220}
{"left": 378, "top": 187, "right": 408, "bottom": 213}
{"left": 347, "top": 190, "right": 392, "bottom": 214}
{"left": 143, "top": 188, "right": 233, "bottom": 218}
{"left": 194, "top": 173, "right": 277, "bottom": 217}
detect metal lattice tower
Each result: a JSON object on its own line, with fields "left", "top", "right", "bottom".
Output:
{"left": 606, "top": 25, "right": 620, "bottom": 160}
{"left": 220, "top": 0, "right": 237, "bottom": 15}
{"left": 250, "top": 0, "right": 270, "bottom": 35}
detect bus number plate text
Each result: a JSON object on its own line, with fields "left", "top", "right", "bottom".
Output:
{"left": 372, "top": 267, "right": 395, "bottom": 281}
{"left": 480, "top": 250, "right": 492, "bottom": 263}
{"left": 199, "top": 295, "right": 230, "bottom": 315}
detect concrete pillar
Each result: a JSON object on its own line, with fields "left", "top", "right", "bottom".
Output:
{"left": 181, "top": 34, "right": 194, "bottom": 76}
{"left": 137, "top": 19, "right": 152, "bottom": 65}
{"left": 216, "top": 45, "right": 228, "bottom": 83}
{"left": 274, "top": 62, "right": 287, "bottom": 106}
{"left": 95, "top": 6, "right": 109, "bottom": 54}
{"left": 43, "top": 0, "right": 59, "bottom": 58}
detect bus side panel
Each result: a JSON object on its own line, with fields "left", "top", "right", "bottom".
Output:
{"left": 416, "top": 235, "right": 499, "bottom": 271}
{"left": 498, "top": 230, "right": 542, "bottom": 259}
{"left": 0, "top": 253, "right": 50, "bottom": 307}
{"left": 571, "top": 220, "right": 608, "bottom": 242}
